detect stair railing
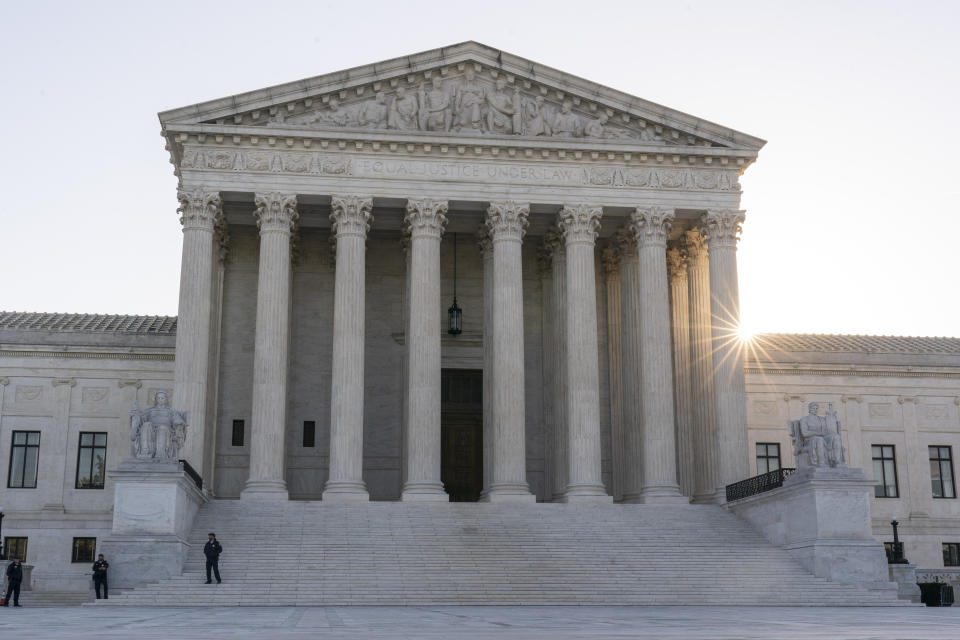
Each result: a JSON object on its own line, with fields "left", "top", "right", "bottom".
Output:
{"left": 178, "top": 458, "right": 204, "bottom": 491}
{"left": 725, "top": 467, "right": 796, "bottom": 502}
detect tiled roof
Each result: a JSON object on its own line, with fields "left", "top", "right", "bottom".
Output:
{"left": 0, "top": 312, "right": 177, "bottom": 335}
{"left": 753, "top": 333, "right": 960, "bottom": 355}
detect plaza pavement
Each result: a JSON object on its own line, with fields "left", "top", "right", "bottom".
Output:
{"left": 0, "top": 605, "right": 958, "bottom": 639}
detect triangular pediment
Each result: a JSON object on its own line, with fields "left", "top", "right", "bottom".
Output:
{"left": 160, "top": 42, "right": 764, "bottom": 153}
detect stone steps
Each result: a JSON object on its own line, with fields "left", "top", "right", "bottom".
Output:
{"left": 8, "top": 590, "right": 92, "bottom": 607}
{"left": 95, "top": 501, "right": 909, "bottom": 606}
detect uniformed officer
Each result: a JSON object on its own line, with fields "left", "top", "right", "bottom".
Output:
{"left": 3, "top": 557, "right": 23, "bottom": 607}
{"left": 203, "top": 533, "right": 223, "bottom": 584}
{"left": 92, "top": 554, "right": 109, "bottom": 599}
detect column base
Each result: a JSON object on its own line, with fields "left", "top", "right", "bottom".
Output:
{"left": 562, "top": 483, "right": 613, "bottom": 503}
{"left": 401, "top": 482, "right": 449, "bottom": 502}
{"left": 636, "top": 485, "right": 690, "bottom": 504}
{"left": 241, "top": 479, "right": 289, "bottom": 501}
{"left": 481, "top": 483, "right": 536, "bottom": 503}
{"left": 322, "top": 480, "right": 370, "bottom": 503}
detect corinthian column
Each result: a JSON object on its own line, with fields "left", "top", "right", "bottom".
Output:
{"left": 701, "top": 210, "right": 749, "bottom": 494}
{"left": 559, "top": 204, "right": 611, "bottom": 502}
{"left": 478, "top": 225, "right": 494, "bottom": 496}
{"left": 602, "top": 244, "right": 624, "bottom": 502}
{"left": 243, "top": 192, "right": 298, "bottom": 500}
{"left": 482, "top": 201, "right": 534, "bottom": 503}
{"left": 173, "top": 187, "right": 221, "bottom": 478}
{"left": 668, "top": 245, "right": 696, "bottom": 498}
{"left": 401, "top": 198, "right": 449, "bottom": 501}
{"left": 544, "top": 229, "right": 568, "bottom": 501}
{"left": 323, "top": 195, "right": 373, "bottom": 502}
{"left": 632, "top": 207, "right": 686, "bottom": 503}
{"left": 684, "top": 229, "right": 720, "bottom": 503}
{"left": 616, "top": 223, "right": 643, "bottom": 503}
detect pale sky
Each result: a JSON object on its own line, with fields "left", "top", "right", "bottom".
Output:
{"left": 1, "top": 0, "right": 957, "bottom": 337}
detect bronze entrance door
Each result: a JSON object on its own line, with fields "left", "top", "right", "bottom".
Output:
{"left": 440, "top": 368, "right": 483, "bottom": 502}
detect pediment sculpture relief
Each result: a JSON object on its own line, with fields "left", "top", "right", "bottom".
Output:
{"left": 252, "top": 71, "right": 703, "bottom": 145}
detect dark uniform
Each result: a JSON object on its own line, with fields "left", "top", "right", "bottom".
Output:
{"left": 92, "top": 558, "right": 109, "bottom": 599}
{"left": 4, "top": 560, "right": 23, "bottom": 607}
{"left": 203, "top": 536, "right": 223, "bottom": 584}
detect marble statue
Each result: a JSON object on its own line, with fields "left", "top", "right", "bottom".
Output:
{"left": 789, "top": 402, "right": 845, "bottom": 469}
{"left": 453, "top": 67, "right": 485, "bottom": 132}
{"left": 358, "top": 92, "right": 389, "bottom": 128}
{"left": 584, "top": 113, "right": 608, "bottom": 138}
{"left": 130, "top": 391, "right": 188, "bottom": 461}
{"left": 388, "top": 86, "right": 419, "bottom": 131}
{"left": 521, "top": 95, "right": 551, "bottom": 136}
{"left": 552, "top": 100, "right": 582, "bottom": 138}
{"left": 485, "top": 77, "right": 520, "bottom": 134}
{"left": 418, "top": 77, "right": 451, "bottom": 132}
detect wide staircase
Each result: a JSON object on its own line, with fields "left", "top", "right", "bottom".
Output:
{"left": 97, "top": 500, "right": 907, "bottom": 606}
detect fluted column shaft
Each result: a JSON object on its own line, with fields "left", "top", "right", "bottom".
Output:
{"left": 243, "top": 192, "right": 298, "bottom": 500}
{"left": 559, "top": 205, "right": 612, "bottom": 502}
{"left": 173, "top": 188, "right": 221, "bottom": 477}
{"left": 701, "top": 210, "right": 749, "bottom": 494}
{"left": 479, "top": 227, "right": 495, "bottom": 495}
{"left": 602, "top": 246, "right": 624, "bottom": 502}
{"left": 668, "top": 246, "right": 696, "bottom": 497}
{"left": 617, "top": 225, "right": 644, "bottom": 503}
{"left": 633, "top": 207, "right": 686, "bottom": 503}
{"left": 482, "top": 201, "right": 534, "bottom": 502}
{"left": 324, "top": 196, "right": 373, "bottom": 502}
{"left": 546, "top": 231, "right": 568, "bottom": 501}
{"left": 685, "top": 230, "right": 720, "bottom": 503}
{"left": 401, "top": 199, "right": 449, "bottom": 501}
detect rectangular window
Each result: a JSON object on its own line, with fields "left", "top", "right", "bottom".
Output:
{"left": 944, "top": 543, "right": 960, "bottom": 567}
{"left": 71, "top": 537, "right": 96, "bottom": 563}
{"left": 756, "top": 443, "right": 781, "bottom": 474}
{"left": 872, "top": 445, "right": 899, "bottom": 498}
{"left": 3, "top": 537, "right": 28, "bottom": 562}
{"left": 231, "top": 420, "right": 245, "bottom": 447}
{"left": 75, "top": 432, "right": 107, "bottom": 489}
{"left": 930, "top": 446, "right": 956, "bottom": 499}
{"left": 8, "top": 431, "right": 40, "bottom": 488}
{"left": 303, "top": 421, "right": 316, "bottom": 448}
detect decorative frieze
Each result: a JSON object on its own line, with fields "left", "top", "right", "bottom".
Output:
{"left": 181, "top": 146, "right": 741, "bottom": 193}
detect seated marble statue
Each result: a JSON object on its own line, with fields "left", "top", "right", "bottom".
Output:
{"left": 788, "top": 402, "right": 845, "bottom": 469}
{"left": 130, "top": 391, "right": 188, "bottom": 461}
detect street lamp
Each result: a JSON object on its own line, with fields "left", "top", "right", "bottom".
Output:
{"left": 890, "top": 518, "right": 908, "bottom": 564}
{"left": 447, "top": 232, "right": 463, "bottom": 335}
{"left": 0, "top": 506, "right": 4, "bottom": 560}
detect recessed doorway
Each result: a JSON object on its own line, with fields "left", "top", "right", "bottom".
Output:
{"left": 441, "top": 368, "right": 483, "bottom": 502}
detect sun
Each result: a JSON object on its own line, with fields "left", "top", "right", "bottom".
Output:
{"left": 736, "top": 324, "right": 756, "bottom": 342}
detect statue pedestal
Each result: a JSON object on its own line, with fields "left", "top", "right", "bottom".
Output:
{"left": 728, "top": 466, "right": 896, "bottom": 592}
{"left": 100, "top": 459, "right": 207, "bottom": 590}
{"left": 889, "top": 563, "right": 922, "bottom": 603}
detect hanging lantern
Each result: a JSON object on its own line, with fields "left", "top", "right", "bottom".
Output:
{"left": 448, "top": 232, "right": 463, "bottom": 335}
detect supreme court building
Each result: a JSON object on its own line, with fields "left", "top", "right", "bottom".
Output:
{"left": 2, "top": 43, "right": 959, "bottom": 602}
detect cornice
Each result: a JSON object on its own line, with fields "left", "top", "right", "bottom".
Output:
{"left": 745, "top": 365, "right": 960, "bottom": 380}
{"left": 0, "top": 349, "right": 174, "bottom": 362}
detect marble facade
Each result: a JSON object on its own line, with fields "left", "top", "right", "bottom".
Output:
{"left": 1, "top": 43, "right": 959, "bottom": 594}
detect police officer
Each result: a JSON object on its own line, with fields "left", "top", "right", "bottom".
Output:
{"left": 203, "top": 532, "right": 222, "bottom": 584}
{"left": 3, "top": 557, "right": 23, "bottom": 607}
{"left": 92, "top": 553, "right": 109, "bottom": 599}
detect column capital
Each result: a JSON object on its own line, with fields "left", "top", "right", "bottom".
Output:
{"left": 543, "top": 228, "right": 565, "bottom": 260}
{"left": 477, "top": 223, "right": 493, "bottom": 257}
{"left": 330, "top": 195, "right": 373, "bottom": 239}
{"left": 486, "top": 201, "right": 530, "bottom": 241}
{"left": 254, "top": 192, "right": 299, "bottom": 234}
{"left": 601, "top": 245, "right": 620, "bottom": 276}
{"left": 177, "top": 187, "right": 221, "bottom": 231}
{"left": 700, "top": 209, "right": 745, "bottom": 248}
{"left": 667, "top": 245, "right": 689, "bottom": 283}
{"left": 404, "top": 198, "right": 448, "bottom": 238}
{"left": 559, "top": 204, "right": 602, "bottom": 245}
{"left": 682, "top": 229, "right": 708, "bottom": 263}
{"left": 615, "top": 223, "right": 637, "bottom": 256}
{"left": 631, "top": 206, "right": 674, "bottom": 247}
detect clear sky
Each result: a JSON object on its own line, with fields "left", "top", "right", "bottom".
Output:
{"left": 1, "top": 1, "right": 957, "bottom": 337}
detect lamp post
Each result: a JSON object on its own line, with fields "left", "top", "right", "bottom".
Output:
{"left": 890, "top": 518, "right": 908, "bottom": 564}
{"left": 0, "top": 506, "right": 4, "bottom": 560}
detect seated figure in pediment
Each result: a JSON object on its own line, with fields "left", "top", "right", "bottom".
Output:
{"left": 552, "top": 100, "right": 582, "bottom": 138}
{"left": 454, "top": 67, "right": 485, "bottom": 132}
{"left": 584, "top": 113, "right": 609, "bottom": 138}
{"left": 358, "top": 92, "right": 388, "bottom": 128}
{"left": 486, "top": 78, "right": 518, "bottom": 134}
{"left": 521, "top": 96, "right": 551, "bottom": 136}
{"left": 418, "top": 78, "right": 451, "bottom": 132}
{"left": 388, "top": 87, "right": 419, "bottom": 131}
